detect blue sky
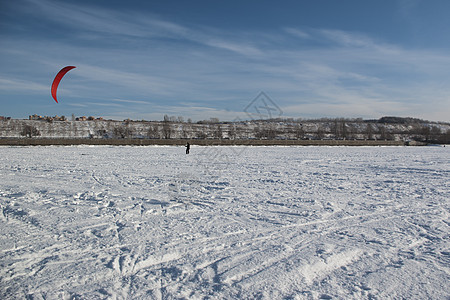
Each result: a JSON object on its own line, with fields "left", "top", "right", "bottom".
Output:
{"left": 1, "top": 0, "right": 450, "bottom": 122}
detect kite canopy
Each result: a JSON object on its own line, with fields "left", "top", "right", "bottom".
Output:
{"left": 51, "top": 66, "right": 76, "bottom": 103}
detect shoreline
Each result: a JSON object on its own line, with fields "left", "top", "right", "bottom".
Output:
{"left": 0, "top": 138, "right": 419, "bottom": 146}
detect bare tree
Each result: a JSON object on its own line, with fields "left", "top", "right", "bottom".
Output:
{"left": 429, "top": 126, "right": 441, "bottom": 142}
{"left": 190, "top": 124, "right": 198, "bottom": 139}
{"left": 181, "top": 123, "right": 191, "bottom": 139}
{"left": 342, "top": 121, "right": 347, "bottom": 139}
{"left": 124, "top": 121, "right": 133, "bottom": 138}
{"left": 21, "top": 125, "right": 40, "bottom": 138}
{"left": 294, "top": 123, "right": 304, "bottom": 140}
{"left": 147, "top": 124, "right": 160, "bottom": 139}
{"left": 379, "top": 125, "right": 393, "bottom": 140}
{"left": 196, "top": 130, "right": 207, "bottom": 139}
{"left": 214, "top": 124, "right": 223, "bottom": 139}
{"left": 113, "top": 126, "right": 126, "bottom": 138}
{"left": 228, "top": 124, "right": 236, "bottom": 140}
{"left": 317, "top": 125, "right": 325, "bottom": 140}
{"left": 366, "top": 123, "right": 374, "bottom": 140}
{"left": 162, "top": 120, "right": 172, "bottom": 139}
{"left": 255, "top": 123, "right": 277, "bottom": 139}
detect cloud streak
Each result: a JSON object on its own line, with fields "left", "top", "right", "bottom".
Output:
{"left": 23, "top": 0, "right": 261, "bottom": 57}
{"left": 1, "top": 0, "right": 449, "bottom": 122}
{"left": 0, "top": 77, "right": 48, "bottom": 93}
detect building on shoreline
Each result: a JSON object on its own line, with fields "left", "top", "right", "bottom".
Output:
{"left": 29, "top": 114, "right": 67, "bottom": 122}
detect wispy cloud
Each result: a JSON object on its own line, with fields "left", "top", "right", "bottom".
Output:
{"left": 319, "top": 29, "right": 379, "bottom": 48}
{"left": 23, "top": 0, "right": 261, "bottom": 57}
{"left": 73, "top": 65, "right": 175, "bottom": 95}
{"left": 2, "top": 0, "right": 449, "bottom": 122}
{"left": 111, "top": 98, "right": 151, "bottom": 105}
{"left": 25, "top": 0, "right": 152, "bottom": 38}
{"left": 0, "top": 77, "right": 48, "bottom": 93}
{"left": 284, "top": 28, "right": 311, "bottom": 39}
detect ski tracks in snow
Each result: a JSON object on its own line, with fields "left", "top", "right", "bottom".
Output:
{"left": 0, "top": 146, "right": 449, "bottom": 299}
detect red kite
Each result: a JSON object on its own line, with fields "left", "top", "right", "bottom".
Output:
{"left": 51, "top": 66, "right": 76, "bottom": 103}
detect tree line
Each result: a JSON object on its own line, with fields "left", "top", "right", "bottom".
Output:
{"left": 11, "top": 116, "right": 449, "bottom": 144}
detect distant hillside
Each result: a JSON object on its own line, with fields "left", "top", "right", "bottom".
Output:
{"left": 376, "top": 116, "right": 428, "bottom": 124}
{"left": 0, "top": 116, "right": 449, "bottom": 144}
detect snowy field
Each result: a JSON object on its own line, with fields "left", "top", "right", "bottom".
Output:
{"left": 0, "top": 145, "right": 449, "bottom": 299}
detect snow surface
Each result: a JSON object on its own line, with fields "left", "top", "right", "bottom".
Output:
{"left": 0, "top": 145, "right": 449, "bottom": 299}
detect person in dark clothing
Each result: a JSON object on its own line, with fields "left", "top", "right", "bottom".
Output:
{"left": 185, "top": 142, "right": 190, "bottom": 154}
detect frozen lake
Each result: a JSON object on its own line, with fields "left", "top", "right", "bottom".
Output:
{"left": 0, "top": 145, "right": 449, "bottom": 299}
